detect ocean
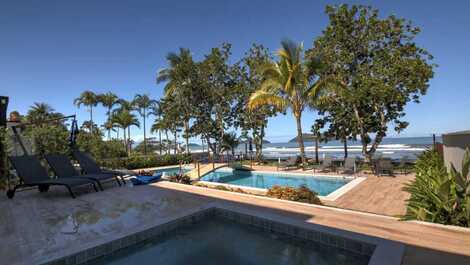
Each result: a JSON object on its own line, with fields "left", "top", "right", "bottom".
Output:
{"left": 190, "top": 136, "right": 440, "bottom": 160}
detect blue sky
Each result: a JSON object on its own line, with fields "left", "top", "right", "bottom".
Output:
{"left": 1, "top": 0, "right": 469, "bottom": 143}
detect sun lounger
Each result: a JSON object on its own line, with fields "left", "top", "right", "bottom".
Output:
{"left": 7, "top": 155, "right": 98, "bottom": 199}
{"left": 337, "top": 157, "right": 356, "bottom": 174}
{"left": 72, "top": 150, "right": 128, "bottom": 183}
{"left": 316, "top": 156, "right": 334, "bottom": 172}
{"left": 278, "top": 156, "right": 298, "bottom": 170}
{"left": 45, "top": 154, "right": 123, "bottom": 190}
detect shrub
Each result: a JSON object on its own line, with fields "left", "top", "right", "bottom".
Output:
{"left": 168, "top": 174, "right": 191, "bottom": 185}
{"left": 99, "top": 153, "right": 192, "bottom": 170}
{"left": 403, "top": 149, "right": 470, "bottom": 227}
{"left": 267, "top": 185, "right": 322, "bottom": 205}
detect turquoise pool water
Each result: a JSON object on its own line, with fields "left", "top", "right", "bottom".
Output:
{"left": 153, "top": 166, "right": 191, "bottom": 176}
{"left": 91, "top": 217, "right": 370, "bottom": 265}
{"left": 201, "top": 169, "right": 350, "bottom": 196}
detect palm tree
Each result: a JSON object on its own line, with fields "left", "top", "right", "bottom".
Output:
{"left": 98, "top": 92, "right": 118, "bottom": 139}
{"left": 150, "top": 119, "right": 163, "bottom": 155}
{"left": 26, "top": 102, "right": 55, "bottom": 124}
{"left": 74, "top": 91, "right": 98, "bottom": 131}
{"left": 133, "top": 94, "right": 157, "bottom": 155}
{"left": 114, "top": 99, "right": 136, "bottom": 147}
{"left": 248, "top": 39, "right": 324, "bottom": 167}
{"left": 157, "top": 48, "right": 194, "bottom": 154}
{"left": 112, "top": 110, "right": 140, "bottom": 155}
{"left": 220, "top": 132, "right": 240, "bottom": 156}
{"left": 149, "top": 101, "right": 163, "bottom": 155}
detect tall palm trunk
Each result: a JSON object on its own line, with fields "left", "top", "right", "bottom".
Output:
{"left": 315, "top": 136, "right": 319, "bottom": 164}
{"left": 343, "top": 136, "right": 348, "bottom": 158}
{"left": 173, "top": 129, "right": 177, "bottom": 155}
{"left": 89, "top": 105, "right": 93, "bottom": 131}
{"left": 184, "top": 119, "right": 190, "bottom": 153}
{"left": 128, "top": 127, "right": 131, "bottom": 155}
{"left": 158, "top": 130, "right": 162, "bottom": 155}
{"left": 107, "top": 107, "right": 112, "bottom": 140}
{"left": 123, "top": 127, "right": 127, "bottom": 155}
{"left": 165, "top": 130, "right": 169, "bottom": 154}
{"left": 294, "top": 112, "right": 306, "bottom": 168}
{"left": 143, "top": 109, "right": 147, "bottom": 155}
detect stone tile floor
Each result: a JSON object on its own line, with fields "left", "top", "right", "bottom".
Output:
{"left": 1, "top": 180, "right": 469, "bottom": 265}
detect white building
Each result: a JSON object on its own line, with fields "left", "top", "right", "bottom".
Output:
{"left": 442, "top": 130, "right": 470, "bottom": 177}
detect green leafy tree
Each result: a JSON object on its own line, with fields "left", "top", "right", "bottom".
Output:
{"left": 74, "top": 91, "right": 98, "bottom": 131}
{"left": 248, "top": 39, "right": 323, "bottom": 167}
{"left": 190, "top": 44, "right": 237, "bottom": 156}
{"left": 235, "top": 44, "right": 276, "bottom": 161}
{"left": 98, "top": 92, "right": 119, "bottom": 139}
{"left": 133, "top": 94, "right": 157, "bottom": 155}
{"left": 308, "top": 5, "right": 435, "bottom": 162}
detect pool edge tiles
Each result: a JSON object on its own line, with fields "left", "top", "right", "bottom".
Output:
{"left": 41, "top": 206, "right": 404, "bottom": 265}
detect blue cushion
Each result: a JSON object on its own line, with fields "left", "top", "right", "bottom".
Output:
{"left": 130, "top": 173, "right": 162, "bottom": 185}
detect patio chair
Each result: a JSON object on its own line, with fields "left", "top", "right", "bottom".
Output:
{"left": 337, "top": 157, "right": 356, "bottom": 174}
{"left": 316, "top": 156, "right": 334, "bottom": 172}
{"left": 376, "top": 158, "right": 394, "bottom": 176}
{"left": 45, "top": 154, "right": 123, "bottom": 190}
{"left": 7, "top": 155, "right": 98, "bottom": 199}
{"left": 278, "top": 156, "right": 298, "bottom": 170}
{"left": 399, "top": 156, "right": 411, "bottom": 174}
{"left": 72, "top": 150, "right": 127, "bottom": 183}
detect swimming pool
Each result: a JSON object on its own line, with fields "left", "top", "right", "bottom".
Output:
{"left": 153, "top": 166, "right": 191, "bottom": 176}
{"left": 91, "top": 209, "right": 371, "bottom": 265}
{"left": 200, "top": 168, "right": 350, "bottom": 196}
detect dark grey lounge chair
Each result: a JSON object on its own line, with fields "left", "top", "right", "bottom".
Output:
{"left": 337, "top": 157, "right": 356, "bottom": 174}
{"left": 7, "top": 155, "right": 98, "bottom": 199}
{"left": 376, "top": 158, "right": 394, "bottom": 176}
{"left": 399, "top": 156, "right": 411, "bottom": 174}
{"left": 72, "top": 150, "right": 127, "bottom": 183}
{"left": 278, "top": 156, "right": 298, "bottom": 170}
{"left": 316, "top": 156, "right": 334, "bottom": 172}
{"left": 45, "top": 154, "right": 123, "bottom": 190}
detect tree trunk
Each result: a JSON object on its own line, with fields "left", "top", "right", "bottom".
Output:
{"left": 295, "top": 113, "right": 306, "bottom": 168}
{"left": 315, "top": 137, "right": 319, "bottom": 164}
{"left": 165, "top": 130, "right": 169, "bottom": 155}
{"left": 123, "top": 127, "right": 127, "bottom": 155}
{"left": 343, "top": 136, "right": 348, "bottom": 158}
{"left": 128, "top": 127, "right": 131, "bottom": 156}
{"left": 107, "top": 108, "right": 112, "bottom": 140}
{"left": 143, "top": 110, "right": 147, "bottom": 155}
{"left": 173, "top": 129, "right": 177, "bottom": 155}
{"left": 90, "top": 106, "right": 93, "bottom": 131}
{"left": 159, "top": 130, "right": 162, "bottom": 155}
{"left": 185, "top": 120, "right": 190, "bottom": 154}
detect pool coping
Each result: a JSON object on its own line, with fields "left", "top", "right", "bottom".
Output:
{"left": 40, "top": 203, "right": 404, "bottom": 265}
{"left": 133, "top": 164, "right": 195, "bottom": 172}
{"left": 197, "top": 167, "right": 366, "bottom": 201}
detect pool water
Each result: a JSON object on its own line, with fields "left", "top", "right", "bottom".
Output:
{"left": 201, "top": 169, "right": 350, "bottom": 196}
{"left": 153, "top": 166, "right": 191, "bottom": 176}
{"left": 91, "top": 217, "right": 370, "bottom": 265}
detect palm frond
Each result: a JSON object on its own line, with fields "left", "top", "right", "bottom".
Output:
{"left": 248, "top": 90, "right": 288, "bottom": 111}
